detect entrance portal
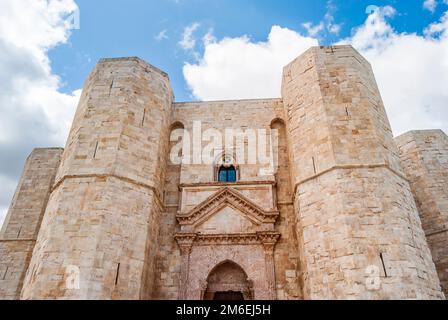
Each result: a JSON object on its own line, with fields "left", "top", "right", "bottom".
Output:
{"left": 203, "top": 261, "right": 253, "bottom": 300}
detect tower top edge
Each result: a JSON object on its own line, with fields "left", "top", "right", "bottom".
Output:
{"left": 98, "top": 57, "right": 169, "bottom": 79}
{"left": 395, "top": 129, "right": 447, "bottom": 140}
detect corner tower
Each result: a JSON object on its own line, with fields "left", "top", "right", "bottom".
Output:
{"left": 21, "top": 58, "right": 173, "bottom": 299}
{"left": 396, "top": 130, "right": 448, "bottom": 296}
{"left": 282, "top": 46, "right": 444, "bottom": 299}
{"left": 0, "top": 148, "right": 63, "bottom": 299}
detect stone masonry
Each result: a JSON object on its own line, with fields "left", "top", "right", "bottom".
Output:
{"left": 396, "top": 130, "right": 448, "bottom": 295}
{"left": 0, "top": 45, "right": 446, "bottom": 300}
{"left": 0, "top": 148, "right": 63, "bottom": 299}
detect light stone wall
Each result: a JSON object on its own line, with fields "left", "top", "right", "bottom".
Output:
{"left": 0, "top": 241, "right": 35, "bottom": 300}
{"left": 174, "top": 99, "right": 285, "bottom": 184}
{"left": 396, "top": 130, "right": 448, "bottom": 296}
{"left": 0, "top": 148, "right": 62, "bottom": 300}
{"left": 153, "top": 99, "right": 302, "bottom": 299}
{"left": 282, "top": 45, "right": 444, "bottom": 299}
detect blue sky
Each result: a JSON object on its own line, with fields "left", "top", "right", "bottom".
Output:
{"left": 1, "top": 0, "right": 448, "bottom": 227}
{"left": 50, "top": 0, "right": 448, "bottom": 101}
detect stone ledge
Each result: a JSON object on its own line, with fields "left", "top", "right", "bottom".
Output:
{"left": 426, "top": 229, "right": 448, "bottom": 237}
{"left": 175, "top": 232, "right": 281, "bottom": 246}
{"left": 293, "top": 163, "right": 410, "bottom": 197}
{"left": 0, "top": 239, "right": 36, "bottom": 243}
{"left": 174, "top": 98, "right": 283, "bottom": 106}
{"left": 52, "top": 173, "right": 165, "bottom": 211}
{"left": 180, "top": 180, "right": 276, "bottom": 189}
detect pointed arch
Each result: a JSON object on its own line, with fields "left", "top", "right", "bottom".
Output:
{"left": 203, "top": 260, "right": 253, "bottom": 300}
{"left": 165, "top": 121, "right": 186, "bottom": 205}
{"left": 214, "top": 151, "right": 240, "bottom": 182}
{"left": 270, "top": 118, "right": 292, "bottom": 202}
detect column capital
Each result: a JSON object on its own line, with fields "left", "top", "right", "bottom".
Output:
{"left": 258, "top": 232, "right": 280, "bottom": 254}
{"left": 175, "top": 233, "right": 197, "bottom": 255}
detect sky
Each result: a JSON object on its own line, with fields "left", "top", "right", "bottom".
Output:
{"left": 0, "top": 0, "right": 448, "bottom": 228}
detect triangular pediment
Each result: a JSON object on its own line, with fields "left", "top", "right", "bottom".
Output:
{"left": 195, "top": 205, "right": 258, "bottom": 234}
{"left": 176, "top": 187, "right": 279, "bottom": 226}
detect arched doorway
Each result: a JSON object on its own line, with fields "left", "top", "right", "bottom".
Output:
{"left": 203, "top": 261, "right": 253, "bottom": 300}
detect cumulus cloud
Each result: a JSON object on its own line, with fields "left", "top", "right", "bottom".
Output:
{"left": 423, "top": 0, "right": 448, "bottom": 12}
{"left": 183, "top": 7, "right": 448, "bottom": 136}
{"left": 0, "top": 0, "right": 80, "bottom": 228}
{"left": 183, "top": 26, "right": 318, "bottom": 100}
{"left": 340, "top": 7, "right": 448, "bottom": 135}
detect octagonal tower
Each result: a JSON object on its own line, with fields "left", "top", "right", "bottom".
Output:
{"left": 21, "top": 58, "right": 173, "bottom": 299}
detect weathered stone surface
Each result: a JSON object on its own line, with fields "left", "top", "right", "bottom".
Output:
{"left": 20, "top": 58, "right": 173, "bottom": 300}
{"left": 282, "top": 46, "right": 443, "bottom": 299}
{"left": 0, "top": 46, "right": 446, "bottom": 300}
{"left": 396, "top": 130, "right": 448, "bottom": 296}
{"left": 0, "top": 148, "right": 62, "bottom": 300}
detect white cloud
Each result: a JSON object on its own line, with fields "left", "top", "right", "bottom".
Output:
{"left": 183, "top": 7, "right": 448, "bottom": 136}
{"left": 183, "top": 26, "right": 317, "bottom": 101}
{"left": 0, "top": 207, "right": 7, "bottom": 233}
{"left": 0, "top": 174, "right": 16, "bottom": 230}
{"left": 302, "top": 22, "right": 325, "bottom": 37}
{"left": 179, "top": 22, "right": 200, "bottom": 51}
{"left": 424, "top": 0, "right": 438, "bottom": 12}
{"left": 0, "top": 0, "right": 80, "bottom": 230}
{"left": 340, "top": 7, "right": 448, "bottom": 135}
{"left": 203, "top": 28, "right": 217, "bottom": 46}
{"left": 155, "top": 29, "right": 168, "bottom": 41}
{"left": 328, "top": 23, "right": 342, "bottom": 35}
{"left": 303, "top": 0, "right": 342, "bottom": 37}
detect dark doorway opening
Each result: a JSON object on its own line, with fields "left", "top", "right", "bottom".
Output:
{"left": 213, "top": 291, "right": 245, "bottom": 301}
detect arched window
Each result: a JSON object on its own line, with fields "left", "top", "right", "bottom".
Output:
{"left": 218, "top": 165, "right": 237, "bottom": 183}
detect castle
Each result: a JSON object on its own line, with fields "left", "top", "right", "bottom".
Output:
{"left": 0, "top": 45, "right": 447, "bottom": 300}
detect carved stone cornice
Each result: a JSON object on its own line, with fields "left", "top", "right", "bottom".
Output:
{"left": 195, "top": 234, "right": 260, "bottom": 246}
{"left": 258, "top": 232, "right": 281, "bottom": 245}
{"left": 176, "top": 187, "right": 279, "bottom": 226}
{"left": 174, "top": 232, "right": 280, "bottom": 246}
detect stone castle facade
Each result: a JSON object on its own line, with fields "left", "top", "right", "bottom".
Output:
{"left": 0, "top": 45, "right": 447, "bottom": 300}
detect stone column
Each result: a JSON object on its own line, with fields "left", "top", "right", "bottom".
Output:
{"left": 260, "top": 233, "right": 280, "bottom": 300}
{"left": 175, "top": 234, "right": 197, "bottom": 300}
